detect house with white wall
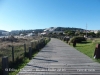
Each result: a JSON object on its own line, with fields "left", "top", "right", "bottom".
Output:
{"left": 2, "top": 32, "right": 9, "bottom": 36}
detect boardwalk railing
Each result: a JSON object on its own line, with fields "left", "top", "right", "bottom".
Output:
{"left": 1, "top": 37, "right": 51, "bottom": 75}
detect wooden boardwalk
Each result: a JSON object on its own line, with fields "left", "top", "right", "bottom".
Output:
{"left": 17, "top": 38, "right": 100, "bottom": 75}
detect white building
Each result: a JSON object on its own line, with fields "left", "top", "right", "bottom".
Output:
{"left": 10, "top": 31, "right": 20, "bottom": 35}
{"left": 90, "top": 30, "right": 100, "bottom": 34}
{"left": 20, "top": 34, "right": 24, "bottom": 36}
{"left": 2, "top": 32, "right": 9, "bottom": 36}
{"left": 26, "top": 33, "right": 36, "bottom": 36}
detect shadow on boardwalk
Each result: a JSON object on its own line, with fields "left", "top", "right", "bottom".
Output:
{"left": 33, "top": 57, "right": 58, "bottom": 62}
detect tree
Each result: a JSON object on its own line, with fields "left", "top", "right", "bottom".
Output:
{"left": 59, "top": 32, "right": 63, "bottom": 36}
{"left": 49, "top": 32, "right": 53, "bottom": 34}
{"left": 53, "top": 32, "right": 57, "bottom": 35}
{"left": 88, "top": 32, "right": 96, "bottom": 37}
{"left": 96, "top": 31, "right": 100, "bottom": 37}
{"left": 64, "top": 30, "right": 75, "bottom": 36}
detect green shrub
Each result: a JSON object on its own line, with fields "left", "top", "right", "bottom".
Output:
{"left": 70, "top": 36, "right": 86, "bottom": 43}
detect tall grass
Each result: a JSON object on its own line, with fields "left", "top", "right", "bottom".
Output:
{"left": 0, "top": 36, "right": 40, "bottom": 74}
{"left": 0, "top": 37, "right": 49, "bottom": 75}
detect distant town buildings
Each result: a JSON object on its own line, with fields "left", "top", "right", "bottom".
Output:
{"left": 10, "top": 30, "right": 20, "bottom": 35}
{"left": 40, "top": 27, "right": 100, "bottom": 35}
{"left": 0, "top": 27, "right": 100, "bottom": 37}
{"left": 90, "top": 30, "right": 100, "bottom": 34}
{"left": 2, "top": 31, "right": 9, "bottom": 36}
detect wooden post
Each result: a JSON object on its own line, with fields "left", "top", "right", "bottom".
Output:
{"left": 37, "top": 40, "right": 40, "bottom": 51}
{"left": 42, "top": 39, "right": 44, "bottom": 46}
{"left": 2, "top": 56, "right": 9, "bottom": 75}
{"left": 29, "top": 47, "right": 32, "bottom": 60}
{"left": 34, "top": 41, "right": 36, "bottom": 49}
{"left": 24, "top": 44, "right": 26, "bottom": 57}
{"left": 31, "top": 42, "right": 33, "bottom": 48}
{"left": 31, "top": 42, "right": 35, "bottom": 53}
{"left": 39, "top": 40, "right": 41, "bottom": 48}
{"left": 12, "top": 46, "right": 14, "bottom": 63}
{"left": 43, "top": 39, "right": 45, "bottom": 47}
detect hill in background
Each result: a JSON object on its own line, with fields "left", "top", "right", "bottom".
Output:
{"left": 0, "top": 27, "right": 86, "bottom": 36}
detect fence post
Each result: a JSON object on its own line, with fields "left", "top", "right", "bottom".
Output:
{"left": 39, "top": 39, "right": 42, "bottom": 48}
{"left": 41, "top": 39, "right": 44, "bottom": 47}
{"left": 31, "top": 42, "right": 33, "bottom": 53}
{"left": 29, "top": 47, "right": 32, "bottom": 60}
{"left": 12, "top": 46, "right": 14, "bottom": 63}
{"left": 38, "top": 40, "right": 40, "bottom": 49}
{"left": 24, "top": 44, "right": 26, "bottom": 56}
{"left": 34, "top": 41, "right": 36, "bottom": 49}
{"left": 41, "top": 39, "right": 43, "bottom": 47}
{"left": 36, "top": 40, "right": 39, "bottom": 50}
{"left": 2, "top": 56, "right": 9, "bottom": 75}
{"left": 31, "top": 42, "right": 33, "bottom": 48}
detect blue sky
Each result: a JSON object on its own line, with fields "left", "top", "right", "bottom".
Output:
{"left": 0, "top": 0, "right": 100, "bottom": 31}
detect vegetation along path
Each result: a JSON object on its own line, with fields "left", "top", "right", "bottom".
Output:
{"left": 17, "top": 38, "right": 100, "bottom": 75}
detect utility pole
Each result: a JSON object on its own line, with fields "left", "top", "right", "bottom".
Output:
{"left": 86, "top": 23, "right": 87, "bottom": 38}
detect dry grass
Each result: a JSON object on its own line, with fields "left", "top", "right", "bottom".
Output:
{"left": 0, "top": 36, "right": 50, "bottom": 75}
{"left": 0, "top": 36, "right": 48, "bottom": 75}
{"left": 0, "top": 36, "right": 42, "bottom": 68}
{"left": 0, "top": 36, "right": 41, "bottom": 48}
